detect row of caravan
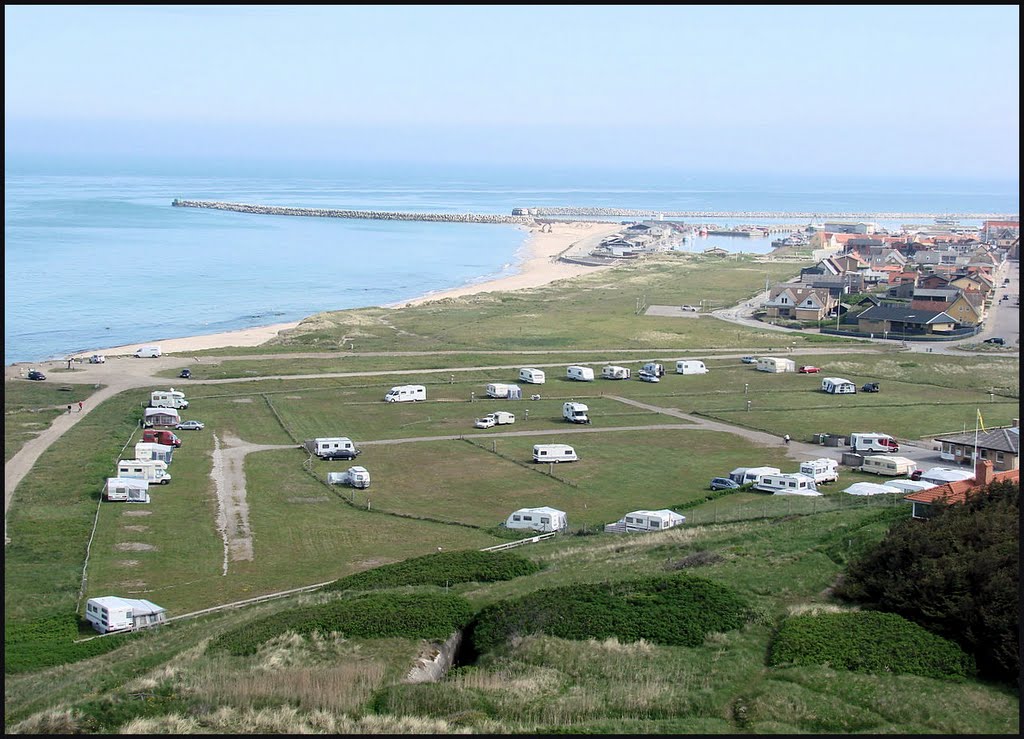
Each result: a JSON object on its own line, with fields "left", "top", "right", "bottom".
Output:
{"left": 504, "top": 506, "right": 685, "bottom": 534}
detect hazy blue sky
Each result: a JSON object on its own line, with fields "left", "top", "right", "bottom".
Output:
{"left": 4, "top": 5, "right": 1019, "bottom": 177}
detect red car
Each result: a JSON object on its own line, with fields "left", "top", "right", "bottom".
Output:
{"left": 798, "top": 365, "right": 821, "bottom": 374}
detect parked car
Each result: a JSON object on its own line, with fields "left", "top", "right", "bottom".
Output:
{"left": 680, "top": 304, "right": 700, "bottom": 312}
{"left": 323, "top": 448, "right": 361, "bottom": 460}
{"left": 862, "top": 382, "right": 880, "bottom": 393}
{"left": 27, "top": 370, "right": 46, "bottom": 381}
{"left": 88, "top": 354, "right": 106, "bottom": 364}
{"left": 710, "top": 477, "right": 741, "bottom": 491}
{"left": 474, "top": 417, "right": 497, "bottom": 429}
{"left": 984, "top": 337, "right": 1005, "bottom": 345}
{"left": 740, "top": 356, "right": 756, "bottom": 364}
{"left": 175, "top": 420, "right": 205, "bottom": 431}
{"left": 179, "top": 368, "right": 192, "bottom": 379}
{"left": 638, "top": 370, "right": 660, "bottom": 383}
{"left": 798, "top": 365, "right": 821, "bottom": 374}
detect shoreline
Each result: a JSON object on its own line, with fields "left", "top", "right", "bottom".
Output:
{"left": 54, "top": 221, "right": 621, "bottom": 361}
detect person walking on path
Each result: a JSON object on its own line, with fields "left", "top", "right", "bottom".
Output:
{"left": 783, "top": 434, "right": 790, "bottom": 445}
{"left": 66, "top": 405, "right": 72, "bottom": 414}
{"left": 78, "top": 401, "right": 84, "bottom": 412}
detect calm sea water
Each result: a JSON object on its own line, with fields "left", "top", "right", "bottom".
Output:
{"left": 4, "top": 158, "right": 1018, "bottom": 364}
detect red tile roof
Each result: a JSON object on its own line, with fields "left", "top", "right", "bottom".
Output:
{"left": 905, "top": 462, "right": 1019, "bottom": 507}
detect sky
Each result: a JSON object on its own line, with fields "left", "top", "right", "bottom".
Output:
{"left": 4, "top": 4, "right": 1020, "bottom": 177}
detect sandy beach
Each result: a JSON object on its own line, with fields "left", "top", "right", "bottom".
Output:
{"left": 75, "top": 221, "right": 620, "bottom": 359}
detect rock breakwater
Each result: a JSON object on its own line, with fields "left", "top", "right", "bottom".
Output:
{"left": 172, "top": 199, "right": 535, "bottom": 225}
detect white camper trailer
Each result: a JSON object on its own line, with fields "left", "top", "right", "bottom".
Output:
{"left": 604, "top": 509, "right": 685, "bottom": 534}
{"left": 85, "top": 596, "right": 167, "bottom": 634}
{"left": 860, "top": 455, "right": 918, "bottom": 477}
{"left": 134, "top": 442, "right": 174, "bottom": 464}
{"left": 303, "top": 437, "right": 360, "bottom": 460}
{"left": 532, "top": 444, "right": 578, "bottom": 463}
{"left": 821, "top": 377, "right": 857, "bottom": 394}
{"left": 474, "top": 411, "right": 516, "bottom": 428}
{"left": 384, "top": 385, "right": 426, "bottom": 402}
{"left": 104, "top": 477, "right": 150, "bottom": 503}
{"left": 799, "top": 458, "right": 839, "bottom": 484}
{"left": 729, "top": 466, "right": 781, "bottom": 485}
{"left": 756, "top": 357, "right": 795, "bottom": 373}
{"left": 601, "top": 365, "right": 631, "bottom": 380}
{"left": 642, "top": 362, "right": 665, "bottom": 377}
{"left": 505, "top": 506, "right": 568, "bottom": 533}
{"left": 754, "top": 472, "right": 821, "bottom": 496}
{"left": 117, "top": 459, "right": 171, "bottom": 484}
{"left": 518, "top": 368, "right": 546, "bottom": 384}
{"left": 566, "top": 366, "right": 595, "bottom": 382}
{"left": 675, "top": 360, "right": 709, "bottom": 375}
{"left": 134, "top": 345, "right": 162, "bottom": 358}
{"left": 485, "top": 383, "right": 522, "bottom": 399}
{"left": 327, "top": 466, "right": 370, "bottom": 489}
{"left": 562, "top": 402, "right": 590, "bottom": 424}
{"left": 149, "top": 388, "right": 189, "bottom": 409}
{"left": 849, "top": 432, "right": 900, "bottom": 453}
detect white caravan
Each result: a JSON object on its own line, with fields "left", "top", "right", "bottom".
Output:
{"left": 860, "top": 455, "right": 918, "bottom": 477}
{"left": 475, "top": 411, "right": 516, "bottom": 428}
{"left": 85, "top": 596, "right": 167, "bottom": 634}
{"left": 384, "top": 385, "right": 426, "bottom": 402}
{"left": 601, "top": 365, "right": 631, "bottom": 380}
{"left": 754, "top": 472, "right": 821, "bottom": 496}
{"left": 518, "top": 368, "right": 546, "bottom": 384}
{"left": 799, "top": 458, "right": 839, "bottom": 484}
{"left": 117, "top": 459, "right": 171, "bottom": 484}
{"left": 149, "top": 388, "right": 189, "bottom": 409}
{"left": 326, "top": 466, "right": 370, "bottom": 489}
{"left": 533, "top": 444, "right": 578, "bottom": 463}
{"left": 821, "top": 377, "right": 857, "bottom": 394}
{"left": 303, "top": 437, "right": 360, "bottom": 459}
{"left": 142, "top": 407, "right": 180, "bottom": 428}
{"left": 642, "top": 362, "right": 665, "bottom": 377}
{"left": 134, "top": 442, "right": 174, "bottom": 464}
{"left": 604, "top": 509, "right": 685, "bottom": 533}
{"left": 756, "top": 356, "right": 795, "bottom": 373}
{"left": 675, "top": 360, "right": 709, "bottom": 375}
{"left": 562, "top": 402, "right": 591, "bottom": 424}
{"left": 485, "top": 383, "right": 522, "bottom": 399}
{"left": 505, "top": 506, "right": 568, "bottom": 533}
{"left": 566, "top": 366, "right": 595, "bottom": 382}
{"left": 728, "top": 466, "right": 781, "bottom": 485}
{"left": 104, "top": 478, "right": 150, "bottom": 503}
{"left": 134, "top": 345, "right": 162, "bottom": 358}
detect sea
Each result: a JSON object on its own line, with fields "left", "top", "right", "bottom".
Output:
{"left": 4, "top": 156, "right": 1019, "bottom": 365}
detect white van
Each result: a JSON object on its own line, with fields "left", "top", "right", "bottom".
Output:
{"left": 754, "top": 472, "right": 821, "bottom": 496}
{"left": 821, "top": 377, "right": 857, "bottom": 394}
{"left": 117, "top": 459, "right": 171, "bottom": 484}
{"left": 384, "top": 385, "right": 426, "bottom": 402}
{"left": 134, "top": 345, "right": 162, "bottom": 358}
{"left": 532, "top": 444, "right": 578, "bottom": 463}
{"left": 562, "top": 402, "right": 590, "bottom": 424}
{"left": 566, "top": 366, "right": 595, "bottom": 382}
{"left": 860, "top": 455, "right": 918, "bottom": 477}
{"left": 799, "top": 458, "right": 839, "bottom": 484}
{"left": 849, "top": 432, "right": 900, "bottom": 453}
{"left": 675, "top": 360, "right": 709, "bottom": 375}
{"left": 149, "top": 389, "right": 188, "bottom": 409}
{"left": 518, "top": 368, "right": 546, "bottom": 384}
{"left": 601, "top": 365, "right": 631, "bottom": 380}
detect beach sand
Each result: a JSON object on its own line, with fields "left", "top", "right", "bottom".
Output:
{"left": 78, "top": 221, "right": 621, "bottom": 358}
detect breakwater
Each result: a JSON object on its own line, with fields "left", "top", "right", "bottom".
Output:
{"left": 172, "top": 199, "right": 536, "bottom": 225}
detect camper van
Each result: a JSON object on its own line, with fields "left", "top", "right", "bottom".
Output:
{"left": 117, "top": 459, "right": 171, "bottom": 484}
{"left": 303, "top": 437, "right": 360, "bottom": 460}
{"left": 518, "top": 368, "right": 546, "bottom": 384}
{"left": 566, "top": 366, "right": 595, "bottom": 382}
{"left": 149, "top": 389, "right": 189, "bottom": 409}
{"left": 134, "top": 345, "right": 162, "bottom": 358}
{"left": 562, "top": 402, "right": 590, "bottom": 424}
{"left": 821, "top": 377, "right": 857, "bottom": 394}
{"left": 142, "top": 429, "right": 181, "bottom": 448}
{"left": 642, "top": 362, "right": 665, "bottom": 378}
{"left": 383, "top": 385, "right": 426, "bottom": 402}
{"left": 753, "top": 472, "right": 821, "bottom": 495}
{"left": 134, "top": 442, "right": 174, "bottom": 464}
{"left": 675, "top": 360, "right": 709, "bottom": 375}
{"left": 326, "top": 466, "right": 370, "bottom": 489}
{"left": 601, "top": 365, "right": 631, "bottom": 380}
{"left": 532, "top": 444, "right": 578, "bottom": 463}
{"left": 604, "top": 509, "right": 685, "bottom": 533}
{"left": 505, "top": 506, "right": 568, "bottom": 533}
{"left": 485, "top": 383, "right": 522, "bottom": 399}
{"left": 104, "top": 478, "right": 150, "bottom": 503}
{"left": 756, "top": 356, "right": 795, "bottom": 373}
{"left": 849, "top": 432, "right": 900, "bottom": 453}
{"left": 729, "top": 466, "right": 781, "bottom": 485}
{"left": 799, "top": 458, "right": 839, "bottom": 484}
{"left": 85, "top": 596, "right": 167, "bottom": 634}
{"left": 860, "top": 455, "right": 918, "bottom": 477}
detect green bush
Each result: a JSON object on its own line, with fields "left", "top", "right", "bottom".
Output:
{"left": 469, "top": 574, "right": 750, "bottom": 654}
{"left": 208, "top": 592, "right": 474, "bottom": 656}
{"left": 322, "top": 550, "right": 541, "bottom": 592}
{"left": 4, "top": 614, "right": 135, "bottom": 674}
{"left": 768, "top": 610, "right": 976, "bottom": 680}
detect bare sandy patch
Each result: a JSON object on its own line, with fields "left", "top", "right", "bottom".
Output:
{"left": 121, "top": 525, "right": 150, "bottom": 533}
{"left": 233, "top": 398, "right": 254, "bottom": 404}
{"left": 118, "top": 560, "right": 141, "bottom": 567}
{"left": 287, "top": 496, "right": 331, "bottom": 504}
{"left": 121, "top": 510, "right": 152, "bottom": 517}
{"left": 116, "top": 542, "right": 156, "bottom": 552}
{"left": 119, "top": 580, "right": 147, "bottom": 589}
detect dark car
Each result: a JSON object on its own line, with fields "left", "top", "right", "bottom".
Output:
{"left": 27, "top": 370, "right": 46, "bottom": 381}
{"left": 179, "top": 368, "right": 192, "bottom": 378}
{"left": 862, "top": 382, "right": 880, "bottom": 393}
{"left": 984, "top": 337, "right": 1005, "bottom": 345}
{"left": 709, "top": 477, "right": 741, "bottom": 491}
{"left": 323, "top": 448, "right": 361, "bottom": 461}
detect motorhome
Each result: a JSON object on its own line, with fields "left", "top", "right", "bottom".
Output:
{"left": 860, "top": 455, "right": 918, "bottom": 477}
{"left": 85, "top": 596, "right": 167, "bottom": 634}
{"left": 134, "top": 345, "right": 162, "bottom": 358}
{"left": 562, "top": 402, "right": 590, "bottom": 424}
{"left": 849, "top": 432, "right": 900, "bottom": 453}
{"left": 117, "top": 459, "right": 171, "bottom": 484}
{"left": 728, "top": 466, "right": 781, "bottom": 485}
{"left": 303, "top": 437, "right": 360, "bottom": 460}
{"left": 518, "top": 368, "right": 546, "bottom": 384}
{"left": 383, "top": 385, "right": 426, "bottom": 402}
{"left": 134, "top": 442, "right": 174, "bottom": 464}
{"left": 821, "top": 377, "right": 857, "bottom": 394}
{"left": 601, "top": 365, "right": 631, "bottom": 380}
{"left": 505, "top": 506, "right": 568, "bottom": 532}
{"left": 326, "top": 466, "right": 370, "bottom": 489}
{"left": 485, "top": 383, "right": 522, "bottom": 399}
{"left": 148, "top": 389, "right": 189, "bottom": 409}
{"left": 604, "top": 509, "right": 685, "bottom": 533}
{"left": 756, "top": 356, "right": 795, "bottom": 373}
{"left": 566, "top": 366, "right": 595, "bottom": 382}
{"left": 642, "top": 362, "right": 665, "bottom": 377}
{"left": 798, "top": 458, "right": 839, "bottom": 484}
{"left": 753, "top": 472, "right": 821, "bottom": 495}
{"left": 142, "top": 429, "right": 181, "bottom": 448}
{"left": 676, "top": 360, "right": 709, "bottom": 375}
{"left": 532, "top": 444, "right": 578, "bottom": 463}
{"left": 104, "top": 478, "right": 150, "bottom": 503}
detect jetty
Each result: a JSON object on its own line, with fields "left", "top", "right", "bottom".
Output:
{"left": 171, "top": 200, "right": 536, "bottom": 225}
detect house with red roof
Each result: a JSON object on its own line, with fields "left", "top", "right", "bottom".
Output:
{"left": 905, "top": 459, "right": 1019, "bottom": 520}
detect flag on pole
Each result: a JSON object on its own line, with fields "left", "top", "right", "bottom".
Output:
{"left": 976, "top": 409, "right": 986, "bottom": 433}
